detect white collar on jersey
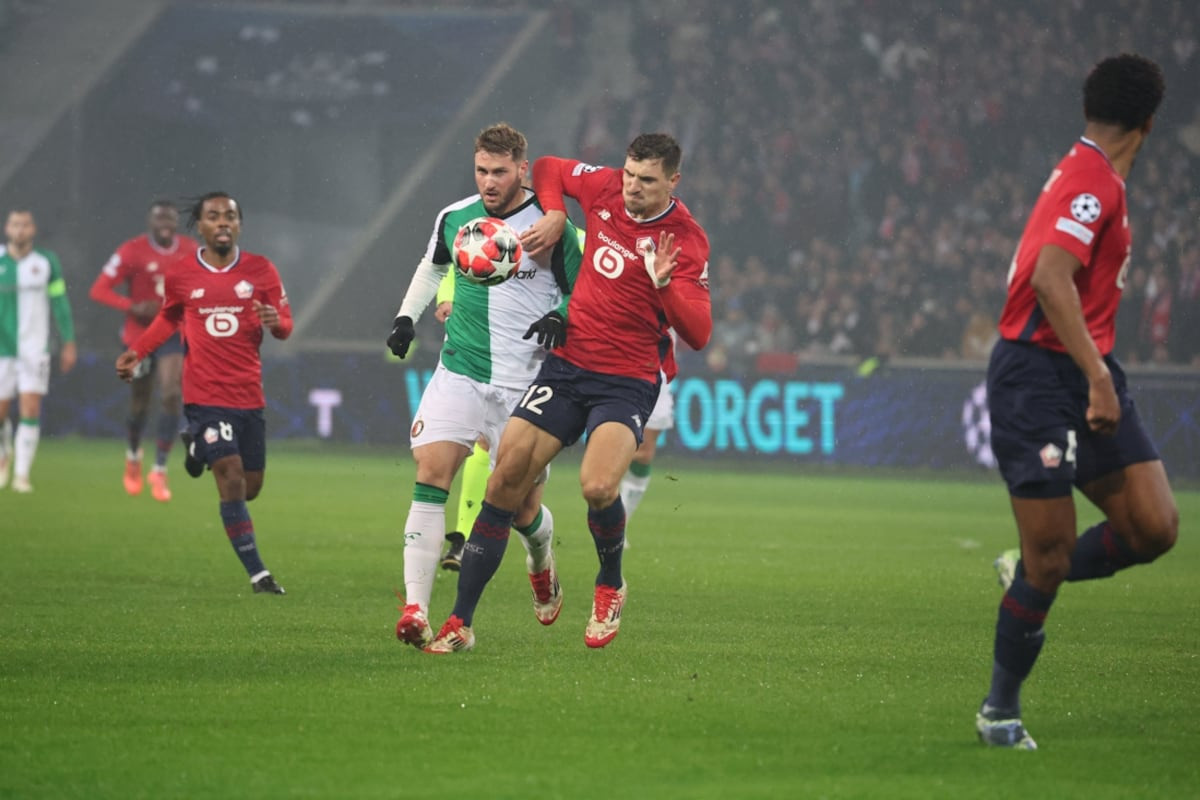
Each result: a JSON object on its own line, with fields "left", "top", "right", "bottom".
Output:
{"left": 196, "top": 246, "right": 241, "bottom": 273}
{"left": 1078, "top": 136, "right": 1115, "bottom": 168}
{"left": 624, "top": 198, "right": 677, "bottom": 224}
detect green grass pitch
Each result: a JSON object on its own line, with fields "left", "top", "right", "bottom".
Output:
{"left": 2, "top": 438, "right": 1197, "bottom": 799}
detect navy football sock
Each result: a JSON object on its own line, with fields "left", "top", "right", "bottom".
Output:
{"left": 1067, "top": 522, "right": 1139, "bottom": 581}
{"left": 451, "top": 501, "right": 514, "bottom": 626}
{"left": 986, "top": 574, "right": 1055, "bottom": 713}
{"left": 588, "top": 497, "right": 626, "bottom": 587}
{"left": 127, "top": 411, "right": 148, "bottom": 454}
{"left": 154, "top": 412, "right": 179, "bottom": 468}
{"left": 220, "top": 500, "right": 267, "bottom": 578}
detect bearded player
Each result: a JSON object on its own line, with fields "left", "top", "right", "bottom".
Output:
{"left": 425, "top": 133, "right": 711, "bottom": 653}
{"left": 385, "top": 123, "right": 582, "bottom": 648}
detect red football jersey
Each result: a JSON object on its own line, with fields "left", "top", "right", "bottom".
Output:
{"left": 997, "top": 138, "right": 1131, "bottom": 354}
{"left": 533, "top": 156, "right": 711, "bottom": 382}
{"left": 89, "top": 233, "right": 198, "bottom": 345}
{"left": 131, "top": 247, "right": 293, "bottom": 408}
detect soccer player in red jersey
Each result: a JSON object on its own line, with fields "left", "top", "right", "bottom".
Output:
{"left": 425, "top": 133, "right": 711, "bottom": 653}
{"left": 115, "top": 192, "right": 292, "bottom": 595}
{"left": 90, "top": 200, "right": 196, "bottom": 501}
{"left": 977, "top": 55, "right": 1178, "bottom": 749}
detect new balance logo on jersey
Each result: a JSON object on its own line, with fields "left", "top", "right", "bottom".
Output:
{"left": 190, "top": 288, "right": 205, "bottom": 299}
{"left": 598, "top": 209, "right": 611, "bottom": 221}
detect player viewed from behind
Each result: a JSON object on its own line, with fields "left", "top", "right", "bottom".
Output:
{"left": 978, "top": 54, "right": 1178, "bottom": 750}
{"left": 90, "top": 200, "right": 196, "bottom": 502}
{"left": 425, "top": 132, "right": 711, "bottom": 653}
{"left": 0, "top": 209, "right": 77, "bottom": 493}
{"left": 385, "top": 123, "right": 582, "bottom": 649}
{"left": 116, "top": 192, "right": 292, "bottom": 595}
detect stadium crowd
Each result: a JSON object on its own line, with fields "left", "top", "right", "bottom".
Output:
{"left": 570, "top": 0, "right": 1200, "bottom": 370}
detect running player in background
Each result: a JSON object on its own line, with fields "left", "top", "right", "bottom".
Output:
{"left": 116, "top": 192, "right": 291, "bottom": 595}
{"left": 0, "top": 209, "right": 77, "bottom": 493}
{"left": 385, "top": 123, "right": 582, "bottom": 648}
{"left": 90, "top": 200, "right": 196, "bottom": 502}
{"left": 426, "top": 132, "right": 711, "bottom": 653}
{"left": 977, "top": 54, "right": 1178, "bottom": 750}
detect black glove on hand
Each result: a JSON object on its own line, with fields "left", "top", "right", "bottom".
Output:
{"left": 386, "top": 315, "right": 415, "bottom": 358}
{"left": 523, "top": 311, "right": 566, "bottom": 350}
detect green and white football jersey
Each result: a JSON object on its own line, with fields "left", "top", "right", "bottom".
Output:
{"left": 0, "top": 245, "right": 75, "bottom": 358}
{"left": 415, "top": 189, "right": 581, "bottom": 390}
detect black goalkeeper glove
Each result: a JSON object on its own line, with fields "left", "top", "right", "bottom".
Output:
{"left": 523, "top": 311, "right": 566, "bottom": 350}
{"left": 386, "top": 315, "right": 415, "bottom": 358}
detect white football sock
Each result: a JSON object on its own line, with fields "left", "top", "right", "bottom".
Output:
{"left": 517, "top": 505, "right": 554, "bottom": 573}
{"left": 402, "top": 500, "right": 446, "bottom": 611}
{"left": 14, "top": 421, "right": 39, "bottom": 482}
{"left": 619, "top": 471, "right": 652, "bottom": 521}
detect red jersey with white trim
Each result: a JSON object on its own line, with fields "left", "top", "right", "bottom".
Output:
{"left": 130, "top": 248, "right": 292, "bottom": 408}
{"left": 997, "top": 138, "right": 1130, "bottom": 354}
{"left": 532, "top": 156, "right": 711, "bottom": 382}
{"left": 89, "top": 233, "right": 197, "bottom": 346}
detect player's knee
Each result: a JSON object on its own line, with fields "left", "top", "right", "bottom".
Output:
{"left": 1131, "top": 504, "right": 1179, "bottom": 561}
{"left": 245, "top": 475, "right": 264, "bottom": 502}
{"left": 580, "top": 477, "right": 619, "bottom": 510}
{"left": 1022, "top": 541, "right": 1072, "bottom": 590}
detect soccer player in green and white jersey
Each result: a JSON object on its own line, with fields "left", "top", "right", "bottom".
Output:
{"left": 385, "top": 123, "right": 583, "bottom": 648}
{"left": 0, "top": 209, "right": 77, "bottom": 492}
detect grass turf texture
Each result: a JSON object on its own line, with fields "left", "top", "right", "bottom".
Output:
{"left": 2, "top": 438, "right": 1197, "bottom": 799}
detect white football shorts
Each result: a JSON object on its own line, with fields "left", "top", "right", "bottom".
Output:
{"left": 0, "top": 353, "right": 51, "bottom": 398}
{"left": 409, "top": 362, "right": 524, "bottom": 467}
{"left": 646, "top": 373, "right": 675, "bottom": 431}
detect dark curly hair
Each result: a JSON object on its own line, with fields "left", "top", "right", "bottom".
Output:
{"left": 186, "top": 191, "right": 242, "bottom": 230}
{"left": 1083, "top": 54, "right": 1165, "bottom": 132}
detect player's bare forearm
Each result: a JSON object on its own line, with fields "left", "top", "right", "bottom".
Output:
{"left": 60, "top": 342, "right": 78, "bottom": 374}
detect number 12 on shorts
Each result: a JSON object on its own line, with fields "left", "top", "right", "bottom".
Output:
{"left": 519, "top": 384, "right": 553, "bottom": 415}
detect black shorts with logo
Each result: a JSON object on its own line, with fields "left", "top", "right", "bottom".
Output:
{"left": 511, "top": 354, "right": 660, "bottom": 447}
{"left": 986, "top": 339, "right": 1159, "bottom": 498}
{"left": 184, "top": 404, "right": 267, "bottom": 472}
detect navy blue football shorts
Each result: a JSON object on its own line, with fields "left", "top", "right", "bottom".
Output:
{"left": 126, "top": 332, "right": 183, "bottom": 380}
{"left": 510, "top": 353, "right": 661, "bottom": 447}
{"left": 155, "top": 332, "right": 184, "bottom": 356}
{"left": 184, "top": 404, "right": 267, "bottom": 472}
{"left": 987, "top": 339, "right": 1159, "bottom": 499}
